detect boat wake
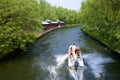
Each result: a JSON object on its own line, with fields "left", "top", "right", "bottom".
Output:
{"left": 69, "top": 68, "right": 84, "bottom": 80}
{"left": 48, "top": 65, "right": 58, "bottom": 80}
{"left": 56, "top": 54, "right": 68, "bottom": 67}
{"left": 47, "top": 54, "right": 68, "bottom": 80}
{"left": 83, "top": 53, "right": 115, "bottom": 78}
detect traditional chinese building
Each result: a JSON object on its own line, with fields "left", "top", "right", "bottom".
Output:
{"left": 42, "top": 19, "right": 64, "bottom": 31}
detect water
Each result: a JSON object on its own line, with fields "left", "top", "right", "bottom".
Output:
{"left": 0, "top": 27, "right": 120, "bottom": 80}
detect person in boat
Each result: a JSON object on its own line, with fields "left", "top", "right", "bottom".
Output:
{"left": 70, "top": 47, "right": 74, "bottom": 58}
{"left": 75, "top": 45, "right": 80, "bottom": 54}
{"left": 76, "top": 51, "right": 81, "bottom": 58}
{"left": 69, "top": 47, "right": 75, "bottom": 65}
{"left": 75, "top": 45, "right": 81, "bottom": 58}
{"left": 72, "top": 43, "right": 76, "bottom": 52}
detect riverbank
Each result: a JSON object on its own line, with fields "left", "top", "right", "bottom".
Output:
{"left": 37, "top": 24, "right": 81, "bottom": 39}
{"left": 65, "top": 23, "right": 80, "bottom": 27}
{"left": 36, "top": 27, "right": 63, "bottom": 39}
{"left": 0, "top": 24, "right": 80, "bottom": 60}
{"left": 81, "top": 28, "right": 120, "bottom": 54}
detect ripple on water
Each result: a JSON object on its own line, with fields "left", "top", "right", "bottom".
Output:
{"left": 83, "top": 53, "right": 115, "bottom": 78}
{"left": 47, "top": 54, "right": 68, "bottom": 80}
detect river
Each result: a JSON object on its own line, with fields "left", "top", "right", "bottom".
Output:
{"left": 0, "top": 27, "right": 120, "bottom": 80}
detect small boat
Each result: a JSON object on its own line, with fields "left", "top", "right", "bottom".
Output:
{"left": 68, "top": 44, "right": 84, "bottom": 70}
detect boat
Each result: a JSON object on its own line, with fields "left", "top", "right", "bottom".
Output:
{"left": 68, "top": 44, "right": 84, "bottom": 70}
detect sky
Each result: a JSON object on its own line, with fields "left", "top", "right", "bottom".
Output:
{"left": 45, "top": 0, "right": 83, "bottom": 11}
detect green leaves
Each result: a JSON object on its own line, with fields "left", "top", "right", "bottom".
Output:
{"left": 0, "top": 0, "right": 81, "bottom": 58}
{"left": 80, "top": 0, "right": 120, "bottom": 50}
{"left": 0, "top": 0, "right": 42, "bottom": 58}
{"left": 39, "top": 0, "right": 80, "bottom": 24}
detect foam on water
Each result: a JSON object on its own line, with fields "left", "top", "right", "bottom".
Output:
{"left": 69, "top": 69, "right": 84, "bottom": 80}
{"left": 47, "top": 66, "right": 58, "bottom": 80}
{"left": 47, "top": 54, "right": 68, "bottom": 80}
{"left": 56, "top": 54, "right": 68, "bottom": 67}
{"left": 83, "top": 54, "right": 115, "bottom": 78}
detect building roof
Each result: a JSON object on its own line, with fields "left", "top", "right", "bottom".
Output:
{"left": 46, "top": 19, "right": 52, "bottom": 23}
{"left": 51, "top": 22, "right": 58, "bottom": 24}
{"left": 59, "top": 21, "right": 64, "bottom": 23}
{"left": 42, "top": 19, "right": 64, "bottom": 25}
{"left": 42, "top": 21, "right": 50, "bottom": 25}
{"left": 56, "top": 19, "right": 64, "bottom": 23}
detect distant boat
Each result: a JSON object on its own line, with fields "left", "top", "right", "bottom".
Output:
{"left": 68, "top": 44, "right": 84, "bottom": 70}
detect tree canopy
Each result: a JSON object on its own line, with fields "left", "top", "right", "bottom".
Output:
{"left": 39, "top": 0, "right": 80, "bottom": 24}
{"left": 0, "top": 0, "right": 80, "bottom": 58}
{"left": 0, "top": 0, "right": 43, "bottom": 57}
{"left": 80, "top": 0, "right": 120, "bottom": 50}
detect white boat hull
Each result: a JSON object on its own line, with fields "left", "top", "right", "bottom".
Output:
{"left": 68, "top": 45, "right": 84, "bottom": 69}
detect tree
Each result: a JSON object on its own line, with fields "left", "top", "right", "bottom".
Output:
{"left": 80, "top": 0, "right": 120, "bottom": 50}
{"left": 0, "top": 0, "right": 81, "bottom": 58}
{"left": 0, "top": 0, "right": 42, "bottom": 57}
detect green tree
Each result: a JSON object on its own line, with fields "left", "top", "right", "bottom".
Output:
{"left": 0, "top": 0, "right": 81, "bottom": 58}
{"left": 80, "top": 0, "right": 120, "bottom": 50}
{"left": 0, "top": 0, "right": 42, "bottom": 58}
{"left": 39, "top": 0, "right": 80, "bottom": 24}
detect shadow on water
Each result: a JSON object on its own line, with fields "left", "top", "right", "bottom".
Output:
{"left": 0, "top": 49, "right": 25, "bottom": 64}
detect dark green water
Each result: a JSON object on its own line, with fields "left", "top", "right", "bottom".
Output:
{"left": 0, "top": 27, "right": 120, "bottom": 80}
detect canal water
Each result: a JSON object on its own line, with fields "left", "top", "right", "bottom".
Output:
{"left": 0, "top": 27, "right": 120, "bottom": 80}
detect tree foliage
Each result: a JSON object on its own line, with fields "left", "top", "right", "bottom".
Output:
{"left": 0, "top": 0, "right": 80, "bottom": 58}
{"left": 80, "top": 0, "right": 120, "bottom": 50}
{"left": 39, "top": 0, "right": 80, "bottom": 24}
{"left": 0, "top": 0, "right": 42, "bottom": 57}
